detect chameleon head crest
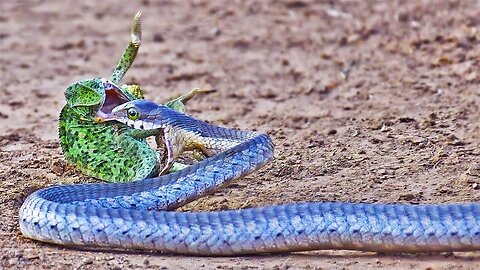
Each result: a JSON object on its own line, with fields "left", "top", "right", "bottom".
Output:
{"left": 64, "top": 78, "right": 134, "bottom": 121}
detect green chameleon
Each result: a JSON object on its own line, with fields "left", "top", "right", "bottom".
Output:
{"left": 58, "top": 11, "right": 211, "bottom": 182}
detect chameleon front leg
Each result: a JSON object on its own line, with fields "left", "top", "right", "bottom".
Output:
{"left": 165, "top": 88, "right": 216, "bottom": 113}
{"left": 119, "top": 85, "right": 215, "bottom": 113}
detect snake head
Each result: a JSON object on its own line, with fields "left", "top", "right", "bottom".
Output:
{"left": 97, "top": 99, "right": 171, "bottom": 130}
{"left": 64, "top": 78, "right": 132, "bottom": 121}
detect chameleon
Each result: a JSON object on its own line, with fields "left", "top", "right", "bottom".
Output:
{"left": 19, "top": 12, "right": 480, "bottom": 255}
{"left": 58, "top": 11, "right": 211, "bottom": 182}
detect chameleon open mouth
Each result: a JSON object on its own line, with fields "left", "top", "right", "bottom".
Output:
{"left": 94, "top": 79, "right": 130, "bottom": 123}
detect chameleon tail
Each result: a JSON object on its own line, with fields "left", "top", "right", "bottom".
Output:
{"left": 110, "top": 11, "right": 142, "bottom": 84}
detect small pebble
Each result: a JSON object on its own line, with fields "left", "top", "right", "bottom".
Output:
{"left": 82, "top": 258, "right": 94, "bottom": 265}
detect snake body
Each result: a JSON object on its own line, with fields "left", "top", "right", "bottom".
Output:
{"left": 19, "top": 100, "right": 480, "bottom": 255}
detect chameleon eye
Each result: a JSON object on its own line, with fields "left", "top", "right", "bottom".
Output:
{"left": 127, "top": 108, "right": 139, "bottom": 120}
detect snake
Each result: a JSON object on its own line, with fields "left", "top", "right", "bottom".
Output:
{"left": 18, "top": 12, "right": 480, "bottom": 255}
{"left": 19, "top": 98, "right": 480, "bottom": 255}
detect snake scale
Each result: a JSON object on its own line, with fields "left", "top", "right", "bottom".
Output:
{"left": 18, "top": 12, "right": 480, "bottom": 255}
{"left": 19, "top": 98, "right": 480, "bottom": 255}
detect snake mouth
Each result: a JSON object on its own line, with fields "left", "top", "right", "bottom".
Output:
{"left": 95, "top": 80, "right": 130, "bottom": 123}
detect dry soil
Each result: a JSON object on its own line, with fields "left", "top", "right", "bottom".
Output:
{"left": 1, "top": 0, "right": 480, "bottom": 269}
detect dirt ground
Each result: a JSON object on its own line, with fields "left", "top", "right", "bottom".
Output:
{"left": 1, "top": 0, "right": 480, "bottom": 269}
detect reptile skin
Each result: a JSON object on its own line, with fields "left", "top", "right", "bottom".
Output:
{"left": 58, "top": 12, "right": 205, "bottom": 182}
{"left": 19, "top": 99, "right": 480, "bottom": 254}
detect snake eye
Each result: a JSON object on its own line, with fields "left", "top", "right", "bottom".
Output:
{"left": 127, "top": 108, "right": 139, "bottom": 120}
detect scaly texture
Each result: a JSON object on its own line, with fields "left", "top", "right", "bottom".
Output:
{"left": 58, "top": 12, "right": 208, "bottom": 182}
{"left": 19, "top": 11, "right": 480, "bottom": 255}
{"left": 58, "top": 11, "right": 159, "bottom": 182}
{"left": 59, "top": 78, "right": 160, "bottom": 182}
{"left": 19, "top": 101, "right": 480, "bottom": 254}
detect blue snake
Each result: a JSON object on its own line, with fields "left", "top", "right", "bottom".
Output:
{"left": 19, "top": 99, "right": 480, "bottom": 255}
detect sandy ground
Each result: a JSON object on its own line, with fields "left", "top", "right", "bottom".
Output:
{"left": 1, "top": 0, "right": 480, "bottom": 269}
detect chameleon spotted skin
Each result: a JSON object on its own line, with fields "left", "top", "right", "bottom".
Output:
{"left": 58, "top": 12, "right": 197, "bottom": 182}
{"left": 58, "top": 80, "right": 159, "bottom": 182}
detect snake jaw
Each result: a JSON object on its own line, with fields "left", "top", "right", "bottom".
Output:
{"left": 93, "top": 111, "right": 111, "bottom": 123}
{"left": 94, "top": 110, "right": 116, "bottom": 123}
{"left": 95, "top": 102, "right": 133, "bottom": 124}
